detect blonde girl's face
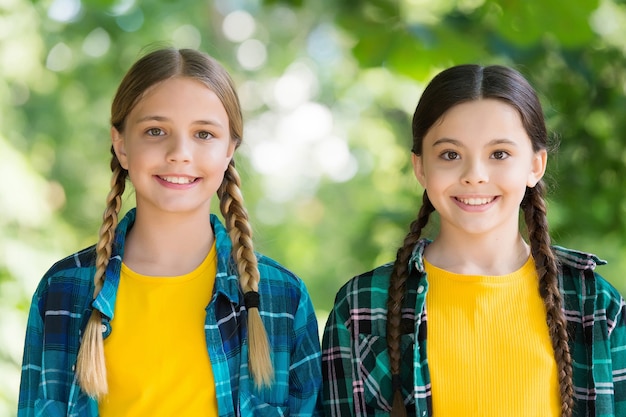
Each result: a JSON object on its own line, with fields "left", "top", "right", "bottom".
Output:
{"left": 111, "top": 76, "right": 236, "bottom": 217}
{"left": 412, "top": 98, "right": 547, "bottom": 241}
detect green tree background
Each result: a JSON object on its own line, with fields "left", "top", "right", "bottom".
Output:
{"left": 1, "top": 0, "right": 624, "bottom": 414}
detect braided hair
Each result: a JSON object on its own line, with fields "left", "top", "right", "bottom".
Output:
{"left": 387, "top": 65, "right": 572, "bottom": 417}
{"left": 75, "top": 48, "right": 273, "bottom": 398}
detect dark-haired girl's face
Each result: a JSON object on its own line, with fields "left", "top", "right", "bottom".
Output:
{"left": 412, "top": 99, "right": 546, "bottom": 242}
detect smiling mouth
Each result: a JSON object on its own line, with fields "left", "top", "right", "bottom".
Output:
{"left": 456, "top": 197, "right": 495, "bottom": 206}
{"left": 159, "top": 176, "right": 198, "bottom": 184}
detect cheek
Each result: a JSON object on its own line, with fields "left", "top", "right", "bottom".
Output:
{"left": 422, "top": 165, "right": 454, "bottom": 188}
{"left": 498, "top": 170, "right": 531, "bottom": 200}
{"left": 122, "top": 147, "right": 153, "bottom": 176}
{"left": 502, "top": 164, "right": 533, "bottom": 185}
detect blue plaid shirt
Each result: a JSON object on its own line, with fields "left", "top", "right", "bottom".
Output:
{"left": 19, "top": 209, "right": 322, "bottom": 416}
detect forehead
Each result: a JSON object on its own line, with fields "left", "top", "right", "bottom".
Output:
{"left": 137, "top": 77, "right": 217, "bottom": 106}
{"left": 426, "top": 99, "right": 530, "bottom": 145}
{"left": 119, "top": 77, "right": 230, "bottom": 129}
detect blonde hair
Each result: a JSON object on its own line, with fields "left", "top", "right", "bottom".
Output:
{"left": 76, "top": 48, "right": 273, "bottom": 398}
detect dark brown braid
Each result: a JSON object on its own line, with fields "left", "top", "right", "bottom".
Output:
{"left": 388, "top": 191, "right": 435, "bottom": 417}
{"left": 523, "top": 181, "right": 573, "bottom": 417}
{"left": 218, "top": 160, "right": 273, "bottom": 388}
{"left": 76, "top": 148, "right": 127, "bottom": 398}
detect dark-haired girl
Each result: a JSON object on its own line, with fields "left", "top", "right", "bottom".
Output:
{"left": 322, "top": 64, "right": 625, "bottom": 417}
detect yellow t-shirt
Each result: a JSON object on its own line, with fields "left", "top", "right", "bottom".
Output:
{"left": 100, "top": 243, "right": 218, "bottom": 417}
{"left": 425, "top": 256, "right": 560, "bottom": 416}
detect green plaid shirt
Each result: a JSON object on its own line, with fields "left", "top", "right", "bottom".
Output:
{"left": 322, "top": 239, "right": 626, "bottom": 417}
{"left": 19, "top": 209, "right": 322, "bottom": 416}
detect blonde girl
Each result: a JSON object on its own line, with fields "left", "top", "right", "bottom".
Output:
{"left": 19, "top": 47, "right": 322, "bottom": 417}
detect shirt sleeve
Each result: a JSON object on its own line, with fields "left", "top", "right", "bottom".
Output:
{"left": 17, "top": 289, "right": 45, "bottom": 417}
{"left": 610, "top": 298, "right": 626, "bottom": 415}
{"left": 289, "top": 279, "right": 323, "bottom": 417}
{"left": 322, "top": 287, "right": 357, "bottom": 417}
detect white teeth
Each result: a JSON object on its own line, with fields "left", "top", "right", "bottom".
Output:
{"left": 162, "top": 176, "right": 194, "bottom": 184}
{"left": 459, "top": 197, "right": 493, "bottom": 206}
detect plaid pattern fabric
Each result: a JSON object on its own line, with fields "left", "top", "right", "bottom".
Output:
{"left": 322, "top": 239, "right": 626, "bottom": 417}
{"left": 19, "top": 209, "right": 322, "bottom": 417}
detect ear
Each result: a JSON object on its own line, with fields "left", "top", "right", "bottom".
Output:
{"left": 412, "top": 153, "right": 427, "bottom": 189}
{"left": 111, "top": 127, "right": 129, "bottom": 170}
{"left": 223, "top": 139, "right": 237, "bottom": 170}
{"left": 227, "top": 140, "right": 236, "bottom": 162}
{"left": 527, "top": 149, "right": 547, "bottom": 187}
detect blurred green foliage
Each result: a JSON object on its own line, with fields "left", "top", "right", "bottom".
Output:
{"left": 1, "top": 0, "right": 625, "bottom": 414}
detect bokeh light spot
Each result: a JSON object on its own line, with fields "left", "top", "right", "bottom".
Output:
{"left": 237, "top": 39, "right": 267, "bottom": 70}
{"left": 48, "top": 0, "right": 81, "bottom": 22}
{"left": 82, "top": 28, "right": 111, "bottom": 58}
{"left": 115, "top": 7, "right": 144, "bottom": 32}
{"left": 223, "top": 10, "right": 256, "bottom": 42}
{"left": 172, "top": 24, "right": 202, "bottom": 49}
{"left": 46, "top": 43, "right": 73, "bottom": 72}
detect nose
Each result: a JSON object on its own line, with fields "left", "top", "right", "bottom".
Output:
{"left": 461, "top": 158, "right": 488, "bottom": 185}
{"left": 166, "top": 134, "right": 192, "bottom": 163}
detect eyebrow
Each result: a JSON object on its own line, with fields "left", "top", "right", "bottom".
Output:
{"left": 431, "top": 138, "right": 519, "bottom": 147}
{"left": 432, "top": 138, "right": 463, "bottom": 147}
{"left": 136, "top": 115, "right": 225, "bottom": 128}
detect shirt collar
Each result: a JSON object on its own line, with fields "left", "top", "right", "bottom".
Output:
{"left": 407, "top": 238, "right": 606, "bottom": 274}
{"left": 93, "top": 209, "right": 134, "bottom": 319}
{"left": 553, "top": 245, "right": 607, "bottom": 270}
{"left": 210, "top": 213, "right": 242, "bottom": 305}
{"left": 93, "top": 209, "right": 242, "bottom": 319}
{"left": 409, "top": 238, "right": 432, "bottom": 274}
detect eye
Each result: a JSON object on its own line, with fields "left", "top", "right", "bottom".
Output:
{"left": 146, "top": 127, "right": 164, "bottom": 136}
{"left": 440, "top": 151, "right": 460, "bottom": 160}
{"left": 491, "top": 150, "right": 510, "bottom": 160}
{"left": 197, "top": 130, "right": 214, "bottom": 140}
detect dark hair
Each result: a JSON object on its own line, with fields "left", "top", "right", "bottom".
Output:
{"left": 387, "top": 65, "right": 572, "bottom": 417}
{"left": 76, "top": 48, "right": 273, "bottom": 398}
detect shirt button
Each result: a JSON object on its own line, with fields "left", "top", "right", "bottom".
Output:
{"left": 417, "top": 285, "right": 424, "bottom": 294}
{"left": 101, "top": 324, "right": 107, "bottom": 333}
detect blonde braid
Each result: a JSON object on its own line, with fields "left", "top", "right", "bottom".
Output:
{"left": 523, "top": 183, "right": 573, "bottom": 417}
{"left": 218, "top": 161, "right": 273, "bottom": 388}
{"left": 76, "top": 151, "right": 126, "bottom": 399}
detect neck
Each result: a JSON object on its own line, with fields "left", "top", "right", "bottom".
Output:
{"left": 425, "top": 229, "right": 530, "bottom": 276}
{"left": 123, "top": 208, "right": 215, "bottom": 276}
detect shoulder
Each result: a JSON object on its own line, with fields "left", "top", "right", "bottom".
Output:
{"left": 333, "top": 262, "right": 395, "bottom": 309}
{"left": 30, "top": 245, "right": 97, "bottom": 312}
{"left": 555, "top": 245, "right": 624, "bottom": 315}
{"left": 256, "top": 253, "right": 308, "bottom": 295}
{"left": 39, "top": 245, "right": 97, "bottom": 287}
{"left": 554, "top": 245, "right": 611, "bottom": 288}
{"left": 253, "top": 253, "right": 318, "bottom": 318}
